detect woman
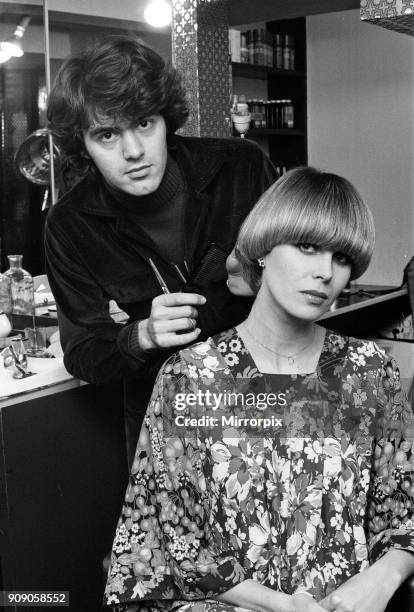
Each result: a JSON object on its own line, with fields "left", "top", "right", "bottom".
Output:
{"left": 105, "top": 167, "right": 414, "bottom": 612}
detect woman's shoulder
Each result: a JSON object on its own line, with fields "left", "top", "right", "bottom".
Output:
{"left": 158, "top": 335, "right": 230, "bottom": 380}
{"left": 324, "top": 329, "right": 388, "bottom": 369}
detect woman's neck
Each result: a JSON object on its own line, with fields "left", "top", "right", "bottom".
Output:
{"left": 238, "top": 299, "right": 324, "bottom": 374}
{"left": 247, "top": 295, "right": 315, "bottom": 348}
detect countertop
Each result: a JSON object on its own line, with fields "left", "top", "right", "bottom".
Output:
{"left": 0, "top": 356, "right": 78, "bottom": 405}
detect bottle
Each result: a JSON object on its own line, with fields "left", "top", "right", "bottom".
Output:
{"left": 240, "top": 32, "right": 249, "bottom": 63}
{"left": 280, "top": 100, "right": 288, "bottom": 128}
{"left": 265, "top": 101, "right": 271, "bottom": 128}
{"left": 285, "top": 100, "right": 295, "bottom": 128}
{"left": 288, "top": 35, "right": 295, "bottom": 70}
{"left": 266, "top": 32, "right": 273, "bottom": 67}
{"left": 251, "top": 100, "right": 261, "bottom": 128}
{"left": 247, "top": 30, "right": 255, "bottom": 64}
{"left": 283, "top": 35, "right": 290, "bottom": 70}
{"left": 0, "top": 272, "right": 12, "bottom": 316}
{"left": 270, "top": 101, "right": 277, "bottom": 129}
{"left": 236, "top": 93, "right": 249, "bottom": 114}
{"left": 252, "top": 29, "right": 259, "bottom": 64}
{"left": 4, "top": 254, "right": 34, "bottom": 315}
{"left": 259, "top": 100, "right": 267, "bottom": 128}
{"left": 256, "top": 29, "right": 265, "bottom": 66}
{"left": 230, "top": 94, "right": 238, "bottom": 114}
{"left": 274, "top": 34, "right": 283, "bottom": 69}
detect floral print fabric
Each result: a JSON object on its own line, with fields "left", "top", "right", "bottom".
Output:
{"left": 104, "top": 328, "right": 414, "bottom": 611}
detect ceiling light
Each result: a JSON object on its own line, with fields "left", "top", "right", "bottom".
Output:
{"left": 144, "top": 0, "right": 172, "bottom": 28}
{"left": 0, "top": 16, "right": 31, "bottom": 59}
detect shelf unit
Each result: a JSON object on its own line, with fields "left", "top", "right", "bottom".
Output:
{"left": 231, "top": 17, "right": 307, "bottom": 169}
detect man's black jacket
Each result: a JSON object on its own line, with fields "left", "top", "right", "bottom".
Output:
{"left": 46, "top": 134, "right": 277, "bottom": 462}
{"left": 45, "top": 134, "right": 277, "bottom": 386}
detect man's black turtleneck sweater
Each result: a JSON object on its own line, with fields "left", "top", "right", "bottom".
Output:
{"left": 104, "top": 155, "right": 186, "bottom": 268}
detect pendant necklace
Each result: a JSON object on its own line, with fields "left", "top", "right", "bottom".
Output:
{"left": 243, "top": 324, "right": 316, "bottom": 366}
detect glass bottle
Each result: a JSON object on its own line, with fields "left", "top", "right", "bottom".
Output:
{"left": 0, "top": 272, "right": 12, "bottom": 316}
{"left": 4, "top": 255, "right": 34, "bottom": 315}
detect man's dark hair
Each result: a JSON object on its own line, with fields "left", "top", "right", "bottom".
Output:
{"left": 47, "top": 35, "right": 189, "bottom": 170}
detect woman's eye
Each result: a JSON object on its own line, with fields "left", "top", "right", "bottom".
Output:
{"left": 298, "top": 243, "right": 317, "bottom": 253}
{"left": 334, "top": 252, "right": 350, "bottom": 265}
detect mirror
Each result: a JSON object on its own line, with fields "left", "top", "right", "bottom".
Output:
{"left": 0, "top": 0, "right": 171, "bottom": 274}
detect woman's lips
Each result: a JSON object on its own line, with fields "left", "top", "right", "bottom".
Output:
{"left": 301, "top": 290, "right": 328, "bottom": 305}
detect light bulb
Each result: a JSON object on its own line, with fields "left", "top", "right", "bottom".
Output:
{"left": 144, "top": 0, "right": 172, "bottom": 28}
{"left": 0, "top": 17, "right": 30, "bottom": 59}
{"left": 1, "top": 40, "right": 23, "bottom": 58}
{"left": 0, "top": 48, "right": 11, "bottom": 64}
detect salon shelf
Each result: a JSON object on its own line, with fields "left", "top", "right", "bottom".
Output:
{"left": 231, "top": 62, "right": 305, "bottom": 79}
{"left": 249, "top": 128, "right": 305, "bottom": 137}
{"left": 231, "top": 17, "right": 307, "bottom": 168}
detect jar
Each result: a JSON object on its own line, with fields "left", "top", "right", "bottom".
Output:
{"left": 4, "top": 255, "right": 34, "bottom": 315}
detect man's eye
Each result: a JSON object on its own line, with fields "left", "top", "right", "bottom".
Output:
{"left": 138, "top": 118, "right": 153, "bottom": 130}
{"left": 100, "top": 131, "right": 115, "bottom": 141}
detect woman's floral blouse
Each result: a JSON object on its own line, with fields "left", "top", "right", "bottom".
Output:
{"left": 104, "top": 328, "right": 414, "bottom": 611}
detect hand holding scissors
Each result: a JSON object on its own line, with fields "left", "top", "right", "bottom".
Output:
{"left": 137, "top": 259, "right": 206, "bottom": 351}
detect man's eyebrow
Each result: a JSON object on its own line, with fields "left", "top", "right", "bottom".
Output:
{"left": 87, "top": 124, "right": 117, "bottom": 136}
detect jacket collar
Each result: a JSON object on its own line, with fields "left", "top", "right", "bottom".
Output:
{"left": 166, "top": 133, "right": 229, "bottom": 193}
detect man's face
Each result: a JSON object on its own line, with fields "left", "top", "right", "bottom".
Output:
{"left": 83, "top": 115, "right": 168, "bottom": 197}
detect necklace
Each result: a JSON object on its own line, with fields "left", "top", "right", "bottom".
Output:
{"left": 243, "top": 324, "right": 316, "bottom": 366}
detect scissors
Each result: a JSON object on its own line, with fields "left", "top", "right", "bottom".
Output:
{"left": 148, "top": 258, "right": 171, "bottom": 295}
{"left": 149, "top": 258, "right": 188, "bottom": 294}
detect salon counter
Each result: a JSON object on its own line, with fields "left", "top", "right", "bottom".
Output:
{"left": 0, "top": 355, "right": 128, "bottom": 610}
{"left": 0, "top": 356, "right": 80, "bottom": 405}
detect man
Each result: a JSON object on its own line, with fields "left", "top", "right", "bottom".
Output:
{"left": 45, "top": 35, "right": 277, "bottom": 465}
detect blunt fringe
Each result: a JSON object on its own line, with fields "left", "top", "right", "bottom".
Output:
{"left": 236, "top": 166, "right": 375, "bottom": 293}
{"left": 47, "top": 35, "right": 189, "bottom": 171}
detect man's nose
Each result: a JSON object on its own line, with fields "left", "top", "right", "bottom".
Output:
{"left": 313, "top": 252, "right": 333, "bottom": 281}
{"left": 122, "top": 129, "right": 144, "bottom": 159}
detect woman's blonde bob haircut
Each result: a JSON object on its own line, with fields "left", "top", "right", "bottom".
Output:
{"left": 236, "top": 166, "right": 375, "bottom": 293}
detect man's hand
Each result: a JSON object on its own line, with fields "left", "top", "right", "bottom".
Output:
{"left": 138, "top": 292, "right": 206, "bottom": 350}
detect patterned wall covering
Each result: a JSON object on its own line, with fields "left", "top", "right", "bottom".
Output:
{"left": 361, "top": 0, "right": 414, "bottom": 36}
{"left": 172, "top": 0, "right": 232, "bottom": 137}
